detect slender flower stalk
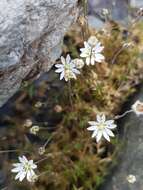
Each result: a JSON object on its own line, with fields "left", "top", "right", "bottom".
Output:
{"left": 68, "top": 80, "right": 73, "bottom": 108}
{"left": 114, "top": 109, "right": 133, "bottom": 120}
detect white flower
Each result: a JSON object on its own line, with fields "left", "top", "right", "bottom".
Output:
{"left": 87, "top": 114, "right": 117, "bottom": 142}
{"left": 11, "top": 156, "right": 37, "bottom": 182}
{"left": 80, "top": 36, "right": 105, "bottom": 65}
{"left": 126, "top": 174, "right": 136, "bottom": 184}
{"left": 30, "top": 125, "right": 40, "bottom": 135}
{"left": 132, "top": 100, "right": 143, "bottom": 116}
{"left": 102, "top": 8, "right": 109, "bottom": 15}
{"left": 72, "top": 58, "right": 85, "bottom": 69}
{"left": 55, "top": 54, "right": 80, "bottom": 81}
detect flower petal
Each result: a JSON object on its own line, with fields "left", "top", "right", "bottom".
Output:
{"left": 96, "top": 131, "right": 102, "bottom": 142}
{"left": 91, "top": 129, "right": 98, "bottom": 138}
{"left": 95, "top": 53, "right": 105, "bottom": 62}
{"left": 105, "top": 120, "right": 114, "bottom": 125}
{"left": 91, "top": 57, "right": 95, "bottom": 65}
{"left": 66, "top": 54, "right": 71, "bottom": 64}
{"left": 86, "top": 57, "right": 90, "bottom": 65}
{"left": 55, "top": 64, "right": 63, "bottom": 68}
{"left": 105, "top": 128, "right": 115, "bottom": 137}
{"left": 87, "top": 126, "right": 97, "bottom": 131}
{"left": 60, "top": 71, "right": 64, "bottom": 80}
{"left": 55, "top": 68, "right": 63, "bottom": 73}
{"left": 61, "top": 56, "right": 66, "bottom": 65}
{"left": 106, "top": 124, "right": 117, "bottom": 129}
{"left": 103, "top": 131, "right": 110, "bottom": 142}
{"left": 88, "top": 121, "right": 98, "bottom": 126}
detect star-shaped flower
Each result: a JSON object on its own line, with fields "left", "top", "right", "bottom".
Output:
{"left": 80, "top": 36, "right": 105, "bottom": 65}
{"left": 87, "top": 114, "right": 117, "bottom": 142}
{"left": 55, "top": 54, "right": 80, "bottom": 81}
{"left": 11, "top": 156, "right": 37, "bottom": 182}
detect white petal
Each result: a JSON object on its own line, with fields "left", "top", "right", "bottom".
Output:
{"left": 19, "top": 172, "right": 26, "bottom": 182}
{"left": 60, "top": 71, "right": 64, "bottom": 80}
{"left": 87, "top": 126, "right": 97, "bottom": 131}
{"left": 95, "top": 54, "right": 105, "bottom": 62}
{"left": 15, "top": 171, "right": 26, "bottom": 181}
{"left": 32, "top": 164, "right": 37, "bottom": 169}
{"left": 11, "top": 167, "right": 22, "bottom": 173}
{"left": 96, "top": 131, "right": 102, "bottom": 142}
{"left": 55, "top": 64, "right": 63, "bottom": 68}
{"left": 94, "top": 43, "right": 104, "bottom": 53}
{"left": 91, "top": 129, "right": 98, "bottom": 138}
{"left": 19, "top": 156, "right": 27, "bottom": 163}
{"left": 96, "top": 114, "right": 101, "bottom": 122}
{"left": 97, "top": 114, "right": 106, "bottom": 122}
{"left": 103, "top": 131, "right": 110, "bottom": 142}
{"left": 29, "top": 161, "right": 37, "bottom": 169}
{"left": 101, "top": 114, "right": 106, "bottom": 122}
{"left": 61, "top": 56, "right": 66, "bottom": 65}
{"left": 91, "top": 57, "right": 95, "bottom": 65}
{"left": 55, "top": 68, "right": 63, "bottom": 73}
{"left": 105, "top": 120, "right": 114, "bottom": 125}
{"left": 80, "top": 47, "right": 85, "bottom": 52}
{"left": 86, "top": 57, "right": 90, "bottom": 65}
{"left": 72, "top": 68, "right": 80, "bottom": 74}
{"left": 22, "top": 156, "right": 28, "bottom": 162}
{"left": 27, "top": 170, "right": 35, "bottom": 182}
{"left": 12, "top": 163, "right": 22, "bottom": 167}
{"left": 66, "top": 54, "right": 71, "bottom": 64}
{"left": 15, "top": 172, "right": 21, "bottom": 180}
{"left": 88, "top": 121, "right": 98, "bottom": 126}
{"left": 105, "top": 128, "right": 115, "bottom": 137}
{"left": 80, "top": 51, "right": 88, "bottom": 58}
{"left": 84, "top": 41, "right": 90, "bottom": 49}
{"left": 106, "top": 124, "right": 117, "bottom": 129}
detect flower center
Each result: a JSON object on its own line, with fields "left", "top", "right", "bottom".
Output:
{"left": 98, "top": 123, "right": 106, "bottom": 130}
{"left": 24, "top": 163, "right": 31, "bottom": 172}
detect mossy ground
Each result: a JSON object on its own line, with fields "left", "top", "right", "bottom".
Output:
{"left": 0, "top": 20, "right": 143, "bottom": 190}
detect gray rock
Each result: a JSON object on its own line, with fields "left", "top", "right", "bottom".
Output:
{"left": 0, "top": 0, "right": 78, "bottom": 107}
{"left": 102, "top": 86, "right": 143, "bottom": 190}
{"left": 88, "top": 0, "right": 130, "bottom": 28}
{"left": 130, "top": 0, "right": 143, "bottom": 8}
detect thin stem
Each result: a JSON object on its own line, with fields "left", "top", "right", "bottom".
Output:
{"left": 111, "top": 46, "right": 124, "bottom": 64}
{"left": 68, "top": 80, "right": 73, "bottom": 109}
{"left": 37, "top": 170, "right": 49, "bottom": 178}
{"left": 43, "top": 135, "right": 53, "bottom": 148}
{"left": 114, "top": 109, "right": 133, "bottom": 120}
{"left": 82, "top": 0, "right": 89, "bottom": 39}
{"left": 0, "top": 150, "right": 19, "bottom": 153}
{"left": 0, "top": 149, "right": 30, "bottom": 154}
{"left": 35, "top": 157, "right": 49, "bottom": 164}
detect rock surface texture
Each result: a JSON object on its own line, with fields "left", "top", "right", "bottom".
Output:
{"left": 0, "top": 0, "right": 78, "bottom": 107}
{"left": 101, "top": 85, "right": 143, "bottom": 190}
